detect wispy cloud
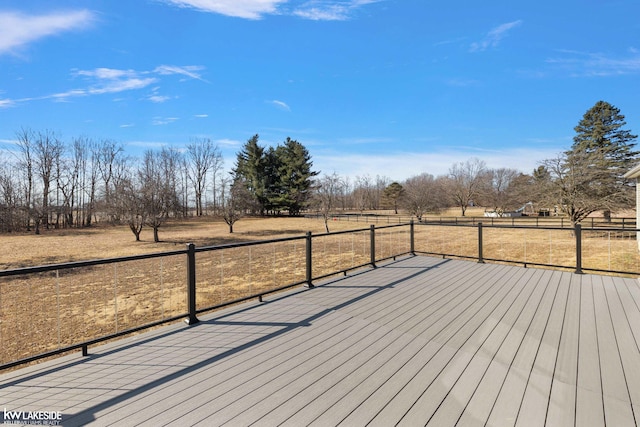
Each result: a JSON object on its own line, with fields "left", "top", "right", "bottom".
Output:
{"left": 470, "top": 20, "right": 522, "bottom": 53}
{"left": 215, "top": 138, "right": 242, "bottom": 147}
{"left": 152, "top": 117, "right": 179, "bottom": 126}
{"left": 194, "top": 114, "right": 208, "bottom": 118}
{"left": 154, "top": 65, "right": 208, "bottom": 82}
{"left": 0, "top": 10, "right": 95, "bottom": 56}
{"left": 293, "top": 0, "right": 381, "bottom": 21}
{"left": 161, "top": 0, "right": 380, "bottom": 21}
{"left": 145, "top": 87, "right": 173, "bottom": 103}
{"left": 546, "top": 49, "right": 640, "bottom": 77}
{"left": 160, "top": 0, "right": 286, "bottom": 19}
{"left": 270, "top": 100, "right": 291, "bottom": 111}
{"left": 0, "top": 65, "right": 205, "bottom": 108}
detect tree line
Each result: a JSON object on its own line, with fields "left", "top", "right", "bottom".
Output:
{"left": 0, "top": 100, "right": 636, "bottom": 238}
{"left": 0, "top": 130, "right": 225, "bottom": 241}
{"left": 313, "top": 100, "right": 638, "bottom": 231}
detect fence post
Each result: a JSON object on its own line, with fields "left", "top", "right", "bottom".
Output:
{"left": 370, "top": 225, "right": 377, "bottom": 268}
{"left": 306, "top": 231, "right": 314, "bottom": 288}
{"left": 478, "top": 222, "right": 485, "bottom": 264}
{"left": 185, "top": 243, "right": 200, "bottom": 325}
{"left": 410, "top": 220, "right": 415, "bottom": 255}
{"left": 574, "top": 224, "right": 583, "bottom": 274}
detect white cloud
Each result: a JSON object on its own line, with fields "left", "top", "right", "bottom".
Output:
{"left": 50, "top": 77, "right": 158, "bottom": 101}
{"left": 145, "top": 86, "right": 173, "bottom": 103}
{"left": 148, "top": 95, "right": 172, "bottom": 103}
{"left": 3, "top": 64, "right": 206, "bottom": 106}
{"left": 546, "top": 49, "right": 640, "bottom": 77}
{"left": 0, "top": 99, "right": 15, "bottom": 108}
{"left": 152, "top": 117, "right": 179, "bottom": 125}
{"left": 294, "top": 5, "right": 349, "bottom": 20}
{"left": 215, "top": 138, "right": 242, "bottom": 147}
{"left": 162, "top": 0, "right": 380, "bottom": 20}
{"left": 293, "top": 0, "right": 381, "bottom": 20}
{"left": 270, "top": 99, "right": 291, "bottom": 111}
{"left": 161, "top": 0, "right": 286, "bottom": 19}
{"left": 0, "top": 10, "right": 95, "bottom": 56}
{"left": 194, "top": 114, "right": 209, "bottom": 118}
{"left": 154, "top": 65, "right": 208, "bottom": 82}
{"left": 75, "top": 68, "right": 136, "bottom": 80}
{"left": 470, "top": 20, "right": 522, "bottom": 53}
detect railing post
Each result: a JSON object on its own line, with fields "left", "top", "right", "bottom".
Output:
{"left": 370, "top": 224, "right": 377, "bottom": 268}
{"left": 478, "top": 222, "right": 485, "bottom": 263}
{"left": 575, "top": 223, "right": 583, "bottom": 274}
{"left": 306, "top": 231, "right": 314, "bottom": 288}
{"left": 410, "top": 220, "right": 415, "bottom": 255}
{"left": 185, "top": 243, "right": 200, "bottom": 325}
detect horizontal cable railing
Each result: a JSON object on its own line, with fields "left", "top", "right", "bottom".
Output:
{"left": 413, "top": 222, "right": 640, "bottom": 276}
{"left": 1, "top": 220, "right": 638, "bottom": 371}
{"left": 305, "top": 212, "right": 636, "bottom": 229}
{"left": 0, "top": 224, "right": 410, "bottom": 370}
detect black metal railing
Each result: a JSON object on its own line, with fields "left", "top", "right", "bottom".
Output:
{"left": 1, "top": 220, "right": 639, "bottom": 371}
{"left": 413, "top": 222, "right": 640, "bottom": 276}
{"left": 0, "top": 223, "right": 410, "bottom": 370}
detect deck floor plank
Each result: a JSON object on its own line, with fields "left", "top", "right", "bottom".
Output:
{"left": 575, "top": 274, "right": 607, "bottom": 427}
{"left": 545, "top": 272, "right": 581, "bottom": 427}
{"left": 515, "top": 270, "right": 572, "bottom": 426}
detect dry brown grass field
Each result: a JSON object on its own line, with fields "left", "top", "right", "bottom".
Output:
{"left": 1, "top": 210, "right": 639, "bottom": 368}
{"left": 0, "top": 215, "right": 362, "bottom": 270}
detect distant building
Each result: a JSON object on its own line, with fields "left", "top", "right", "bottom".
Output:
{"left": 623, "top": 164, "right": 640, "bottom": 249}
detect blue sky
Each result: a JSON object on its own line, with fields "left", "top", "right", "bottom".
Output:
{"left": 1, "top": 0, "right": 639, "bottom": 181}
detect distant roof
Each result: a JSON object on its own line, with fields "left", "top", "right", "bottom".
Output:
{"left": 624, "top": 163, "right": 640, "bottom": 179}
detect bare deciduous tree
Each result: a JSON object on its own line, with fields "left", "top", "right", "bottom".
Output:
{"left": 222, "top": 177, "right": 251, "bottom": 233}
{"left": 402, "top": 173, "right": 445, "bottom": 221}
{"left": 312, "top": 173, "right": 344, "bottom": 232}
{"left": 15, "top": 128, "right": 35, "bottom": 231}
{"left": 446, "top": 158, "right": 488, "bottom": 216}
{"left": 96, "top": 139, "right": 124, "bottom": 221}
{"left": 138, "top": 150, "right": 173, "bottom": 242}
{"left": 186, "top": 138, "right": 222, "bottom": 216}
{"left": 117, "top": 177, "right": 145, "bottom": 241}
{"left": 484, "top": 168, "right": 521, "bottom": 216}
{"left": 34, "top": 130, "right": 64, "bottom": 230}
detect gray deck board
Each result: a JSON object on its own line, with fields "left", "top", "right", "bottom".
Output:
{"left": 576, "top": 274, "right": 606, "bottom": 427}
{"left": 1, "top": 255, "right": 640, "bottom": 426}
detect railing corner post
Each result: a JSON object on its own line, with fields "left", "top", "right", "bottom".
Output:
{"left": 370, "top": 224, "right": 377, "bottom": 268}
{"left": 185, "top": 243, "right": 200, "bottom": 325}
{"left": 478, "top": 222, "right": 485, "bottom": 264}
{"left": 306, "top": 231, "right": 314, "bottom": 288}
{"left": 574, "top": 223, "right": 584, "bottom": 274}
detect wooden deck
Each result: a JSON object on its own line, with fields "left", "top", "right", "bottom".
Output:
{"left": 2, "top": 255, "right": 640, "bottom": 426}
